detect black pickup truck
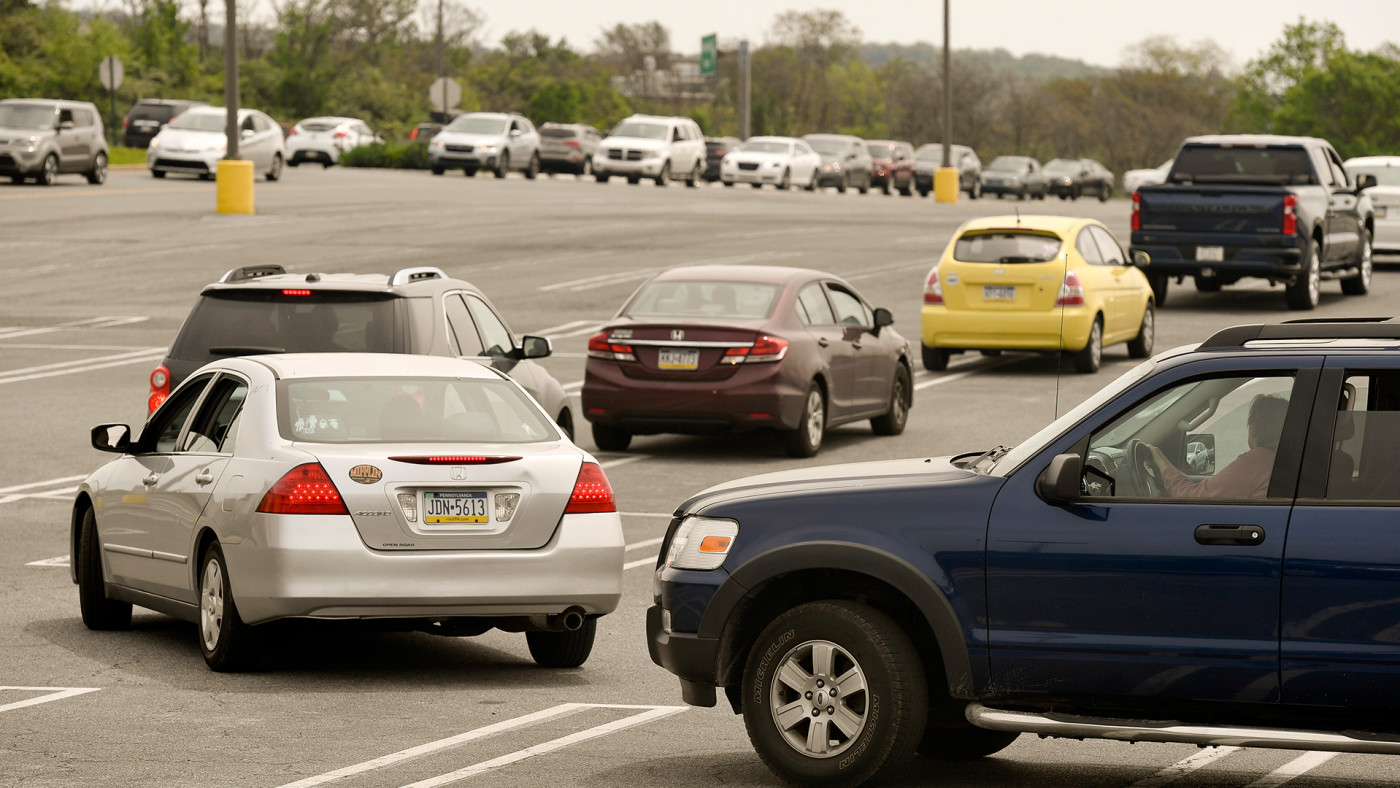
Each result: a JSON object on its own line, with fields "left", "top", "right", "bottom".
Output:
{"left": 1130, "top": 135, "right": 1376, "bottom": 310}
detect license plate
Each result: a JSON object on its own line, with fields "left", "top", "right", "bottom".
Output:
{"left": 1375, "top": 206, "right": 1387, "bottom": 218}
{"left": 983, "top": 286, "right": 1016, "bottom": 301}
{"left": 423, "top": 492, "right": 489, "bottom": 524}
{"left": 1197, "top": 246, "right": 1225, "bottom": 262}
{"left": 658, "top": 348, "right": 699, "bottom": 370}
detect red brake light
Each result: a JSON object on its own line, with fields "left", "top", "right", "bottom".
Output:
{"left": 282, "top": 289, "right": 312, "bottom": 296}
{"left": 289, "top": 127, "right": 299, "bottom": 135}
{"left": 565, "top": 462, "right": 616, "bottom": 514}
{"left": 587, "top": 331, "right": 636, "bottom": 361}
{"left": 923, "top": 269, "right": 944, "bottom": 305}
{"left": 148, "top": 363, "right": 171, "bottom": 413}
{"left": 123, "top": 116, "right": 130, "bottom": 130}
{"left": 256, "top": 463, "right": 347, "bottom": 515}
{"left": 1056, "top": 271, "right": 1085, "bottom": 307}
{"left": 333, "top": 131, "right": 349, "bottom": 138}
{"left": 565, "top": 139, "right": 581, "bottom": 148}
{"left": 409, "top": 127, "right": 419, "bottom": 140}
{"left": 389, "top": 456, "right": 521, "bottom": 465}
{"left": 748, "top": 335, "right": 788, "bottom": 362}
{"left": 1283, "top": 194, "right": 1298, "bottom": 236}
{"left": 1131, "top": 191, "right": 1141, "bottom": 232}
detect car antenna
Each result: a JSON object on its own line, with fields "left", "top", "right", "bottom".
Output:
{"left": 1054, "top": 250, "right": 1068, "bottom": 419}
{"left": 1015, "top": 206, "right": 1021, "bottom": 226}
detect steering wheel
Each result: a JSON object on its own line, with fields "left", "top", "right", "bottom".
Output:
{"left": 1128, "top": 439, "right": 1166, "bottom": 498}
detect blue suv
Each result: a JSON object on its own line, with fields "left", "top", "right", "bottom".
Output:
{"left": 649, "top": 318, "right": 1400, "bottom": 786}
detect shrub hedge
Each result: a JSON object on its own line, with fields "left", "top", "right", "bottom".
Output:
{"left": 339, "top": 142, "right": 431, "bottom": 170}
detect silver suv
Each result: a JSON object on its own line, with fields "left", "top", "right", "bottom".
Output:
{"left": 0, "top": 99, "right": 108, "bottom": 186}
{"left": 429, "top": 112, "right": 541, "bottom": 179}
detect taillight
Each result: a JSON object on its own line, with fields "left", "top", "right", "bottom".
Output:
{"left": 333, "top": 131, "right": 348, "bottom": 138}
{"left": 587, "top": 331, "right": 636, "bottom": 362}
{"left": 388, "top": 455, "right": 521, "bottom": 465}
{"left": 123, "top": 116, "right": 130, "bottom": 131}
{"left": 409, "top": 127, "right": 419, "bottom": 140}
{"left": 289, "top": 127, "right": 299, "bottom": 136}
{"left": 148, "top": 363, "right": 171, "bottom": 413}
{"left": 923, "top": 269, "right": 944, "bottom": 305}
{"left": 1283, "top": 194, "right": 1298, "bottom": 236}
{"left": 1131, "top": 191, "right": 1141, "bottom": 232}
{"left": 722, "top": 335, "right": 789, "bottom": 364}
{"left": 564, "top": 462, "right": 616, "bottom": 514}
{"left": 256, "top": 463, "right": 348, "bottom": 515}
{"left": 1056, "top": 271, "right": 1085, "bottom": 307}
{"left": 565, "top": 140, "right": 581, "bottom": 148}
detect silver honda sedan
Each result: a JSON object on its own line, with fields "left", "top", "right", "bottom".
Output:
{"left": 72, "top": 353, "right": 624, "bottom": 671}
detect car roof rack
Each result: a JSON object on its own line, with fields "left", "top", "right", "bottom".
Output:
{"left": 219, "top": 265, "right": 287, "bottom": 283}
{"left": 1200, "top": 318, "right": 1400, "bottom": 349}
{"left": 388, "top": 266, "right": 448, "bottom": 287}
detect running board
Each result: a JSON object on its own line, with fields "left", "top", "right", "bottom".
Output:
{"left": 966, "top": 703, "right": 1400, "bottom": 756}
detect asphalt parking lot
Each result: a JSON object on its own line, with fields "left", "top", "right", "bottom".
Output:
{"left": 3, "top": 167, "right": 1399, "bottom": 787}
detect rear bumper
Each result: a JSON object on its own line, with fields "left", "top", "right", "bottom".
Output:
{"left": 288, "top": 144, "right": 340, "bottom": 163}
{"left": 224, "top": 511, "right": 624, "bottom": 625}
{"left": 1130, "top": 233, "right": 1304, "bottom": 279}
{"left": 982, "top": 182, "right": 1025, "bottom": 195}
{"left": 922, "top": 304, "right": 1095, "bottom": 351}
{"left": 1374, "top": 217, "right": 1400, "bottom": 252}
{"left": 540, "top": 152, "right": 585, "bottom": 171}
{"left": 581, "top": 362, "right": 804, "bottom": 433}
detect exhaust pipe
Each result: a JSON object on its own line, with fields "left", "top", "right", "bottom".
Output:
{"left": 530, "top": 606, "right": 587, "bottom": 632}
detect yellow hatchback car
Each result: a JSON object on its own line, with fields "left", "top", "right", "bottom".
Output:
{"left": 921, "top": 215, "right": 1154, "bottom": 373}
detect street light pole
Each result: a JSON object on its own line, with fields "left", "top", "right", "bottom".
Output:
{"left": 223, "top": 0, "right": 238, "bottom": 160}
{"left": 934, "top": 0, "right": 958, "bottom": 203}
{"left": 216, "top": 0, "right": 253, "bottom": 214}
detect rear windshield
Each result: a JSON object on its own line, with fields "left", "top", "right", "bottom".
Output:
{"left": 170, "top": 291, "right": 397, "bottom": 362}
{"left": 130, "top": 104, "right": 181, "bottom": 122}
{"left": 540, "top": 127, "right": 577, "bottom": 138}
{"left": 1169, "top": 145, "right": 1317, "bottom": 185}
{"left": 625, "top": 281, "right": 780, "bottom": 319}
{"left": 705, "top": 140, "right": 729, "bottom": 151}
{"left": 280, "top": 377, "right": 556, "bottom": 444}
{"left": 0, "top": 104, "right": 57, "bottom": 130}
{"left": 300, "top": 121, "right": 338, "bottom": 132}
{"left": 867, "top": 143, "right": 895, "bottom": 159}
{"left": 954, "top": 232, "right": 1063, "bottom": 263}
{"left": 741, "top": 141, "right": 790, "bottom": 154}
{"left": 1348, "top": 165, "right": 1400, "bottom": 187}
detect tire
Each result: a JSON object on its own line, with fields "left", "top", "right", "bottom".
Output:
{"left": 1148, "top": 274, "right": 1169, "bottom": 306}
{"left": 494, "top": 151, "right": 510, "bottom": 179}
{"left": 431, "top": 166, "right": 444, "bottom": 176}
{"left": 918, "top": 725, "right": 1020, "bottom": 760}
{"left": 918, "top": 187, "right": 929, "bottom": 197}
{"left": 686, "top": 162, "right": 701, "bottom": 188}
{"left": 1099, "top": 184, "right": 1112, "bottom": 202}
{"left": 287, "top": 159, "right": 300, "bottom": 168}
{"left": 1194, "top": 275, "right": 1222, "bottom": 293}
{"left": 742, "top": 601, "right": 927, "bottom": 787}
{"left": 77, "top": 506, "right": 131, "bottom": 630}
{"left": 806, "top": 171, "right": 818, "bottom": 192}
{"left": 556, "top": 410, "right": 575, "bottom": 442}
{"left": 265, "top": 154, "right": 282, "bottom": 182}
{"left": 86, "top": 152, "right": 107, "bottom": 185}
{"left": 1127, "top": 302, "right": 1155, "bottom": 359}
{"left": 1285, "top": 238, "right": 1322, "bottom": 310}
{"left": 199, "top": 542, "right": 261, "bottom": 672}
{"left": 1341, "top": 233, "right": 1372, "bottom": 295}
{"left": 526, "top": 618, "right": 596, "bottom": 668}
{"left": 837, "top": 173, "right": 848, "bottom": 194}
{"left": 654, "top": 160, "right": 670, "bottom": 186}
{"left": 870, "top": 365, "right": 911, "bottom": 436}
{"left": 464, "top": 167, "right": 478, "bottom": 177}
{"left": 1071, "top": 186, "right": 1081, "bottom": 200}
{"left": 591, "top": 422, "right": 632, "bottom": 452}
{"left": 38, "top": 153, "right": 58, "bottom": 186}
{"left": 1058, "top": 193, "right": 1068, "bottom": 201}
{"left": 9, "top": 174, "right": 24, "bottom": 184}
{"left": 199, "top": 172, "right": 214, "bottom": 181}
{"left": 524, "top": 153, "right": 540, "bottom": 180}
{"left": 751, "top": 183, "right": 763, "bottom": 189}
{"left": 321, "top": 160, "right": 331, "bottom": 169}
{"left": 595, "top": 173, "right": 609, "bottom": 184}
{"left": 627, "top": 175, "right": 641, "bottom": 185}
{"left": 151, "top": 169, "right": 166, "bottom": 179}
{"left": 1016, "top": 188, "right": 1026, "bottom": 201}
{"left": 725, "top": 180, "right": 735, "bottom": 188}
{"left": 898, "top": 182, "right": 912, "bottom": 197}
{"left": 1072, "top": 317, "right": 1103, "bottom": 374}
{"left": 777, "top": 168, "right": 791, "bottom": 191}
{"left": 922, "top": 344, "right": 950, "bottom": 372}
{"left": 881, "top": 179, "right": 891, "bottom": 196}
{"left": 782, "top": 384, "right": 826, "bottom": 458}
{"left": 969, "top": 180, "right": 982, "bottom": 199}
{"left": 858, "top": 174, "right": 870, "bottom": 195}
{"left": 580, "top": 157, "right": 593, "bottom": 177}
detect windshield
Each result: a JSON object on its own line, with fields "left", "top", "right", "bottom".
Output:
{"left": 624, "top": 281, "right": 781, "bottom": 319}
{"left": 867, "top": 143, "right": 895, "bottom": 159}
{"left": 1348, "top": 165, "right": 1400, "bottom": 187}
{"left": 168, "top": 112, "right": 228, "bottom": 132}
{"left": 280, "top": 377, "right": 556, "bottom": 444}
{"left": 807, "top": 138, "right": 846, "bottom": 156}
{"left": 170, "top": 291, "right": 396, "bottom": 362}
{"left": 1169, "top": 145, "right": 1316, "bottom": 185}
{"left": 742, "top": 141, "right": 791, "bottom": 154}
{"left": 299, "top": 121, "right": 339, "bottom": 132}
{"left": 0, "top": 104, "right": 58, "bottom": 130}
{"left": 954, "top": 232, "right": 1063, "bottom": 263}
{"left": 1045, "top": 159, "right": 1080, "bottom": 174}
{"left": 611, "top": 121, "right": 668, "bottom": 140}
{"left": 540, "top": 126, "right": 578, "bottom": 138}
{"left": 446, "top": 116, "right": 508, "bottom": 135}
{"left": 987, "top": 156, "right": 1030, "bottom": 172}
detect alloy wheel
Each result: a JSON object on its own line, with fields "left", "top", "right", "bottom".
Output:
{"left": 805, "top": 389, "right": 824, "bottom": 448}
{"left": 768, "top": 639, "right": 870, "bottom": 758}
{"left": 201, "top": 558, "right": 225, "bottom": 652}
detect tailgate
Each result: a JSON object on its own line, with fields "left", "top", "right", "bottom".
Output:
{"left": 1138, "top": 186, "right": 1285, "bottom": 235}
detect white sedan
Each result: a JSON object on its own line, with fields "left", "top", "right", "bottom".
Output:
{"left": 146, "top": 106, "right": 286, "bottom": 181}
{"left": 720, "top": 136, "right": 822, "bottom": 190}
{"left": 1122, "top": 159, "right": 1172, "bottom": 195}
{"left": 73, "top": 353, "right": 624, "bottom": 671}
{"left": 1346, "top": 156, "right": 1400, "bottom": 255}
{"left": 287, "top": 116, "right": 381, "bottom": 167}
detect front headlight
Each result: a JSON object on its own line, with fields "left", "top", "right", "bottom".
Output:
{"left": 763, "top": 160, "right": 781, "bottom": 169}
{"left": 478, "top": 143, "right": 498, "bottom": 153}
{"left": 434, "top": 140, "right": 446, "bottom": 148}
{"left": 664, "top": 516, "right": 739, "bottom": 571}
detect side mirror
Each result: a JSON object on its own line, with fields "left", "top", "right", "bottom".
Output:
{"left": 1036, "top": 453, "right": 1083, "bottom": 503}
{"left": 241, "top": 128, "right": 254, "bottom": 138}
{"left": 1357, "top": 173, "right": 1377, "bottom": 192}
{"left": 509, "top": 128, "right": 522, "bottom": 138}
{"left": 519, "top": 335, "right": 552, "bottom": 359}
{"left": 1131, "top": 249, "right": 1151, "bottom": 267}
{"left": 872, "top": 307, "right": 894, "bottom": 334}
{"left": 92, "top": 424, "right": 132, "bottom": 453}
{"left": 1185, "top": 434, "right": 1216, "bottom": 475}
{"left": 59, "top": 120, "right": 75, "bottom": 131}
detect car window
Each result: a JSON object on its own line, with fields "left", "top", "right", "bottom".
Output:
{"left": 625, "top": 281, "right": 781, "bottom": 319}
{"left": 1309, "top": 147, "right": 1335, "bottom": 187}
{"left": 181, "top": 375, "right": 248, "bottom": 453}
{"left": 144, "top": 375, "right": 214, "bottom": 453}
{"left": 464, "top": 294, "right": 514, "bottom": 357}
{"left": 1076, "top": 229, "right": 1105, "bottom": 265}
{"left": 1326, "top": 373, "right": 1400, "bottom": 501}
{"left": 797, "top": 284, "right": 837, "bottom": 325}
{"left": 826, "top": 285, "right": 871, "bottom": 326}
{"left": 1326, "top": 149, "right": 1350, "bottom": 189}
{"left": 169, "top": 291, "right": 396, "bottom": 363}
{"left": 444, "top": 294, "right": 484, "bottom": 357}
{"left": 1084, "top": 374, "right": 1295, "bottom": 500}
{"left": 1089, "top": 226, "right": 1126, "bottom": 265}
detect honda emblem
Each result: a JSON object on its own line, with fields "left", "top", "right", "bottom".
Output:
{"left": 450, "top": 467, "right": 467, "bottom": 480}
{"left": 671, "top": 329, "right": 685, "bottom": 341}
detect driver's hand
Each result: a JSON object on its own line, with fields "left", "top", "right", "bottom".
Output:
{"left": 1145, "top": 444, "right": 1169, "bottom": 471}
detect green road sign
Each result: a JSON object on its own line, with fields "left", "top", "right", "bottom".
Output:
{"left": 701, "top": 34, "right": 717, "bottom": 76}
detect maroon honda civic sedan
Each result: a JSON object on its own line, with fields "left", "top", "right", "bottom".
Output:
{"left": 581, "top": 265, "right": 913, "bottom": 457}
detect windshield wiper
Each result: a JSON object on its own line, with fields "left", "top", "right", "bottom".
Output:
{"left": 209, "top": 345, "right": 285, "bottom": 357}
{"left": 966, "top": 445, "right": 1010, "bottom": 474}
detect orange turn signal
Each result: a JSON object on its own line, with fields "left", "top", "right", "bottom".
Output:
{"left": 698, "top": 536, "right": 732, "bottom": 554}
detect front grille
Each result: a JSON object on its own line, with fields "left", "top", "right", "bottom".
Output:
{"left": 626, "top": 150, "right": 643, "bottom": 161}
{"left": 738, "top": 162, "right": 759, "bottom": 171}
{"left": 0, "top": 154, "right": 15, "bottom": 167}
{"left": 445, "top": 144, "right": 474, "bottom": 153}
{"left": 608, "top": 149, "right": 623, "bottom": 160}
{"left": 154, "top": 158, "right": 208, "bottom": 172}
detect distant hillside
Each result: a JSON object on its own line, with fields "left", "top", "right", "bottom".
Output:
{"left": 858, "top": 43, "right": 1114, "bottom": 81}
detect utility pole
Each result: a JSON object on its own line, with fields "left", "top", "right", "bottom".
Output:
{"left": 216, "top": 0, "right": 253, "bottom": 214}
{"left": 437, "top": 0, "right": 446, "bottom": 121}
{"left": 738, "top": 40, "right": 751, "bottom": 139}
{"left": 934, "top": 0, "right": 958, "bottom": 203}
{"left": 223, "top": 0, "right": 239, "bottom": 160}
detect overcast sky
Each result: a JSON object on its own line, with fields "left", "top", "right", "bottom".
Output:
{"left": 474, "top": 0, "right": 1398, "bottom": 69}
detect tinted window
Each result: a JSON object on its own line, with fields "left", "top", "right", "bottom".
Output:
{"left": 954, "top": 232, "right": 1063, "bottom": 263}
{"left": 444, "top": 294, "right": 483, "bottom": 356}
{"left": 1170, "top": 145, "right": 1317, "bottom": 185}
{"left": 182, "top": 376, "right": 248, "bottom": 453}
{"left": 170, "top": 291, "right": 396, "bottom": 363}
{"left": 541, "top": 127, "right": 578, "bottom": 138}
{"left": 826, "top": 285, "right": 871, "bottom": 326}
{"left": 464, "top": 294, "right": 514, "bottom": 357}
{"left": 1327, "top": 373, "right": 1400, "bottom": 501}
{"left": 130, "top": 104, "right": 179, "bottom": 122}
{"left": 300, "top": 121, "right": 338, "bottom": 132}
{"left": 625, "top": 281, "right": 781, "bottom": 319}
{"left": 145, "top": 376, "right": 212, "bottom": 453}
{"left": 797, "top": 284, "right": 836, "bottom": 325}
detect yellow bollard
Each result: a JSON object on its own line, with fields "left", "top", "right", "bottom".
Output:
{"left": 216, "top": 159, "right": 255, "bottom": 215}
{"left": 934, "top": 167, "right": 960, "bottom": 204}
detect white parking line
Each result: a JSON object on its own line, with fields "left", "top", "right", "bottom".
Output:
{"left": 26, "top": 556, "right": 70, "bottom": 567}
{"left": 0, "top": 348, "right": 165, "bottom": 386}
{"left": 846, "top": 259, "right": 936, "bottom": 281}
{"left": 1130, "top": 746, "right": 1240, "bottom": 787}
{"left": 539, "top": 268, "right": 663, "bottom": 293}
{"left": 1245, "top": 751, "right": 1339, "bottom": 787}
{"left": 624, "top": 537, "right": 664, "bottom": 552}
{"left": 0, "top": 316, "right": 149, "bottom": 340}
{"left": 623, "top": 555, "right": 658, "bottom": 571}
{"left": 533, "top": 319, "right": 596, "bottom": 336}
{"left": 0, "top": 686, "right": 101, "bottom": 714}
{"left": 562, "top": 380, "right": 583, "bottom": 392}
{"left": 914, "top": 355, "right": 1026, "bottom": 391}
{"left": 599, "top": 455, "right": 648, "bottom": 470}
{"left": 0, "top": 475, "right": 88, "bottom": 495}
{"left": 399, "top": 705, "right": 685, "bottom": 787}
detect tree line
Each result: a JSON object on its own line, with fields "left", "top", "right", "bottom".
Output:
{"left": 2, "top": 3, "right": 1396, "bottom": 172}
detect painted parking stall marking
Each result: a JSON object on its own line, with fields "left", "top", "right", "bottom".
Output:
{"left": 1246, "top": 751, "right": 1340, "bottom": 787}
{"left": 0, "top": 315, "right": 149, "bottom": 339}
{"left": 1129, "top": 746, "right": 1241, "bottom": 787}
{"left": 0, "top": 347, "right": 166, "bottom": 386}
{"left": 0, "top": 474, "right": 88, "bottom": 505}
{"left": 0, "top": 686, "right": 101, "bottom": 714}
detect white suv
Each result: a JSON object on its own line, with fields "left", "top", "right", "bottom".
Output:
{"left": 429, "top": 112, "right": 541, "bottom": 179}
{"left": 593, "top": 114, "right": 706, "bottom": 187}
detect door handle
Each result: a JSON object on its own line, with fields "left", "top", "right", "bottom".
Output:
{"left": 195, "top": 470, "right": 215, "bottom": 486}
{"left": 1194, "top": 524, "right": 1265, "bottom": 546}
{"left": 142, "top": 472, "right": 160, "bottom": 487}
{"left": 851, "top": 342, "right": 863, "bottom": 350}
{"left": 817, "top": 338, "right": 830, "bottom": 348}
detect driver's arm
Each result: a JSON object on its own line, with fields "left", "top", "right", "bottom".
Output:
{"left": 1156, "top": 448, "right": 1270, "bottom": 499}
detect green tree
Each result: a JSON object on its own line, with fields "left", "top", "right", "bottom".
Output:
{"left": 1229, "top": 18, "right": 1345, "bottom": 132}
{"left": 1274, "top": 51, "right": 1400, "bottom": 157}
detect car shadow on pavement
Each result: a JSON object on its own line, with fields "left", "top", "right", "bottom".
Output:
{"left": 612, "top": 427, "right": 876, "bottom": 464}
{"left": 28, "top": 614, "right": 594, "bottom": 692}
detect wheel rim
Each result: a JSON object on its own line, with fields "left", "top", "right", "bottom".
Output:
{"left": 806, "top": 389, "right": 824, "bottom": 448}
{"left": 201, "top": 558, "right": 224, "bottom": 652}
{"left": 1361, "top": 237, "right": 1373, "bottom": 287}
{"left": 582, "top": 158, "right": 592, "bottom": 176}
{"left": 891, "top": 373, "right": 907, "bottom": 424}
{"left": 769, "top": 639, "right": 869, "bottom": 758}
{"left": 272, "top": 156, "right": 281, "bottom": 179}
{"left": 1141, "top": 308, "right": 1154, "bottom": 351}
{"left": 1090, "top": 323, "right": 1102, "bottom": 367}
{"left": 95, "top": 154, "right": 107, "bottom": 182}
{"left": 44, "top": 156, "right": 56, "bottom": 183}
{"left": 1308, "top": 249, "right": 1321, "bottom": 304}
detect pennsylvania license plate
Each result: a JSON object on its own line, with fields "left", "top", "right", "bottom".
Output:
{"left": 658, "top": 348, "right": 699, "bottom": 370}
{"left": 983, "top": 286, "right": 1016, "bottom": 301}
{"left": 1196, "top": 246, "right": 1225, "bottom": 262}
{"left": 423, "top": 492, "right": 489, "bottom": 524}
{"left": 1375, "top": 206, "right": 1387, "bottom": 218}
